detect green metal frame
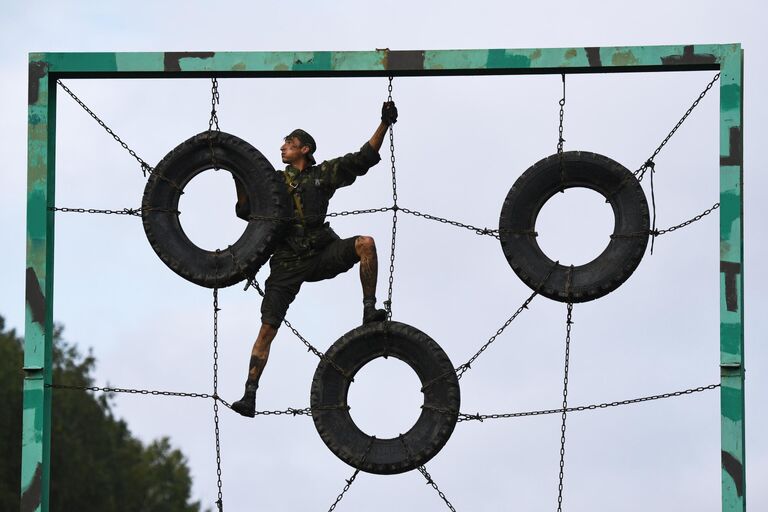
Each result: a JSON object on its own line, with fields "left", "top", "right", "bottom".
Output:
{"left": 24, "top": 45, "right": 745, "bottom": 511}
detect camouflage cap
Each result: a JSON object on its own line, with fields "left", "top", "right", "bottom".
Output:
{"left": 286, "top": 128, "right": 316, "bottom": 165}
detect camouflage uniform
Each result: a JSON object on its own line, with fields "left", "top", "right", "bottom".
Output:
{"left": 260, "top": 142, "right": 381, "bottom": 326}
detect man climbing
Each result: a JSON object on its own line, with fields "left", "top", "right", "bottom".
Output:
{"left": 230, "top": 101, "right": 399, "bottom": 417}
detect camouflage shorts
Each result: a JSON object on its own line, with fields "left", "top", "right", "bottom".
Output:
{"left": 260, "top": 236, "right": 360, "bottom": 327}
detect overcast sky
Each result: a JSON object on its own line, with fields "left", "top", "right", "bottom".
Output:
{"left": 2, "top": 1, "right": 766, "bottom": 511}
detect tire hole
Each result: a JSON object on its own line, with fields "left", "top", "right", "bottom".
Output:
{"left": 177, "top": 169, "right": 246, "bottom": 251}
{"left": 536, "top": 187, "right": 615, "bottom": 266}
{"left": 347, "top": 357, "right": 424, "bottom": 439}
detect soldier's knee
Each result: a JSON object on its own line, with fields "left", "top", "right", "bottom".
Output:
{"left": 356, "top": 235, "right": 376, "bottom": 256}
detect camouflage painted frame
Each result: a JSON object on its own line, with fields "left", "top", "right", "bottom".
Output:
{"left": 24, "top": 45, "right": 745, "bottom": 511}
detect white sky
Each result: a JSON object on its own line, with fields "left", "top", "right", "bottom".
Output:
{"left": 1, "top": 1, "right": 766, "bottom": 511}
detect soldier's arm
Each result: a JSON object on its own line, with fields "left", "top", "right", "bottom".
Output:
{"left": 370, "top": 100, "right": 398, "bottom": 151}
{"left": 368, "top": 121, "right": 388, "bottom": 153}
{"left": 233, "top": 176, "right": 250, "bottom": 220}
{"left": 322, "top": 101, "right": 398, "bottom": 189}
{"left": 323, "top": 143, "right": 381, "bottom": 190}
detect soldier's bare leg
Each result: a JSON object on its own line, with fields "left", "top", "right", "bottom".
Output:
{"left": 248, "top": 323, "right": 278, "bottom": 381}
{"left": 231, "top": 322, "right": 278, "bottom": 417}
{"left": 356, "top": 236, "right": 378, "bottom": 298}
{"left": 356, "top": 236, "right": 387, "bottom": 323}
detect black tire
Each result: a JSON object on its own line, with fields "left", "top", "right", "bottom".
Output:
{"left": 142, "top": 131, "right": 290, "bottom": 288}
{"left": 311, "top": 321, "right": 460, "bottom": 475}
{"left": 499, "top": 151, "right": 649, "bottom": 303}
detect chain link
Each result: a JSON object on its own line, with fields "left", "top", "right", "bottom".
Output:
{"left": 46, "top": 383, "right": 216, "bottom": 399}
{"left": 655, "top": 202, "right": 720, "bottom": 235}
{"left": 635, "top": 72, "right": 720, "bottom": 182}
{"left": 49, "top": 206, "right": 179, "bottom": 216}
{"left": 455, "top": 288, "right": 540, "bottom": 380}
{"left": 418, "top": 466, "right": 458, "bottom": 512}
{"left": 209, "top": 78, "right": 221, "bottom": 132}
{"left": 457, "top": 383, "right": 720, "bottom": 422}
{"left": 248, "top": 206, "right": 393, "bottom": 224}
{"left": 45, "top": 383, "right": 316, "bottom": 418}
{"left": 208, "top": 78, "right": 222, "bottom": 171}
{"left": 46, "top": 381, "right": 718, "bottom": 422}
{"left": 57, "top": 80, "right": 154, "bottom": 177}
{"left": 398, "top": 435, "right": 457, "bottom": 511}
{"left": 327, "top": 469, "right": 361, "bottom": 511}
{"left": 326, "top": 437, "right": 375, "bottom": 511}
{"left": 454, "top": 263, "right": 558, "bottom": 381}
{"left": 212, "top": 289, "right": 224, "bottom": 511}
{"left": 557, "top": 303, "right": 573, "bottom": 512}
{"left": 399, "top": 207, "right": 499, "bottom": 239}
{"left": 48, "top": 201, "right": 501, "bottom": 243}
{"left": 557, "top": 74, "right": 567, "bottom": 189}
{"left": 610, "top": 202, "right": 720, "bottom": 240}
{"left": 385, "top": 76, "right": 399, "bottom": 320}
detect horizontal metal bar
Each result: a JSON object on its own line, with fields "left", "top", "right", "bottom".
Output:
{"left": 31, "top": 44, "right": 735, "bottom": 79}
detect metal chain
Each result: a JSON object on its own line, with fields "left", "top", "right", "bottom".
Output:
{"left": 254, "top": 407, "right": 312, "bottom": 417}
{"left": 453, "top": 263, "right": 558, "bottom": 381}
{"left": 212, "top": 289, "right": 224, "bottom": 512}
{"left": 46, "top": 383, "right": 315, "bottom": 416}
{"left": 326, "top": 437, "right": 375, "bottom": 511}
{"left": 327, "top": 206, "right": 392, "bottom": 219}
{"left": 557, "top": 74, "right": 567, "bottom": 189}
{"left": 208, "top": 78, "right": 221, "bottom": 171}
{"left": 557, "top": 303, "right": 573, "bottom": 512}
{"left": 610, "top": 202, "right": 720, "bottom": 240}
{"left": 455, "top": 288, "right": 540, "bottom": 380}
{"left": 248, "top": 206, "right": 393, "bottom": 224}
{"left": 48, "top": 203, "right": 502, "bottom": 244}
{"left": 635, "top": 72, "right": 721, "bottom": 182}
{"left": 46, "top": 383, "right": 218, "bottom": 399}
{"left": 398, "top": 435, "right": 457, "bottom": 511}
{"left": 385, "top": 76, "right": 398, "bottom": 320}
{"left": 46, "top": 381, "right": 718, "bottom": 421}
{"left": 48, "top": 206, "right": 179, "bottom": 216}
{"left": 209, "top": 78, "right": 221, "bottom": 132}
{"left": 399, "top": 207, "right": 499, "bottom": 239}
{"left": 418, "top": 466, "right": 458, "bottom": 512}
{"left": 327, "top": 469, "right": 361, "bottom": 511}
{"left": 655, "top": 202, "right": 720, "bottom": 235}
{"left": 57, "top": 80, "right": 154, "bottom": 176}
{"left": 458, "top": 383, "right": 720, "bottom": 422}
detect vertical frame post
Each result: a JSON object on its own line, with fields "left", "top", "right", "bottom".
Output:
{"left": 718, "top": 45, "right": 745, "bottom": 511}
{"left": 22, "top": 55, "right": 56, "bottom": 512}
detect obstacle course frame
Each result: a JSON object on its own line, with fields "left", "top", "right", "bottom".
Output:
{"left": 24, "top": 44, "right": 745, "bottom": 511}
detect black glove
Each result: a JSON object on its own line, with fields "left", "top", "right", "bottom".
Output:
{"left": 381, "top": 101, "right": 398, "bottom": 125}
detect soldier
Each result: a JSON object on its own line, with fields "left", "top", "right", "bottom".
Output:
{"left": 230, "top": 101, "right": 399, "bottom": 417}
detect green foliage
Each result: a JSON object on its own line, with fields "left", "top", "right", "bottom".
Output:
{"left": 0, "top": 316, "right": 22, "bottom": 510}
{"left": 0, "top": 316, "right": 206, "bottom": 512}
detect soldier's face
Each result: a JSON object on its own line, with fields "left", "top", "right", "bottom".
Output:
{"left": 280, "top": 137, "right": 308, "bottom": 165}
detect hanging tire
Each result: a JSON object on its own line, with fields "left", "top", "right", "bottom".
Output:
{"left": 142, "top": 131, "right": 290, "bottom": 288}
{"left": 499, "top": 151, "right": 649, "bottom": 303}
{"left": 311, "top": 321, "right": 460, "bottom": 475}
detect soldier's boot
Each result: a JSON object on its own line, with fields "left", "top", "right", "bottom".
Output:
{"left": 363, "top": 298, "right": 387, "bottom": 324}
{"left": 231, "top": 381, "right": 258, "bottom": 418}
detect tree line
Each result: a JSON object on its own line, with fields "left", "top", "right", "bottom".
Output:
{"left": 0, "top": 315, "right": 207, "bottom": 512}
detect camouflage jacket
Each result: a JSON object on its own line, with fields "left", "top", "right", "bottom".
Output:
{"left": 274, "top": 142, "right": 381, "bottom": 260}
